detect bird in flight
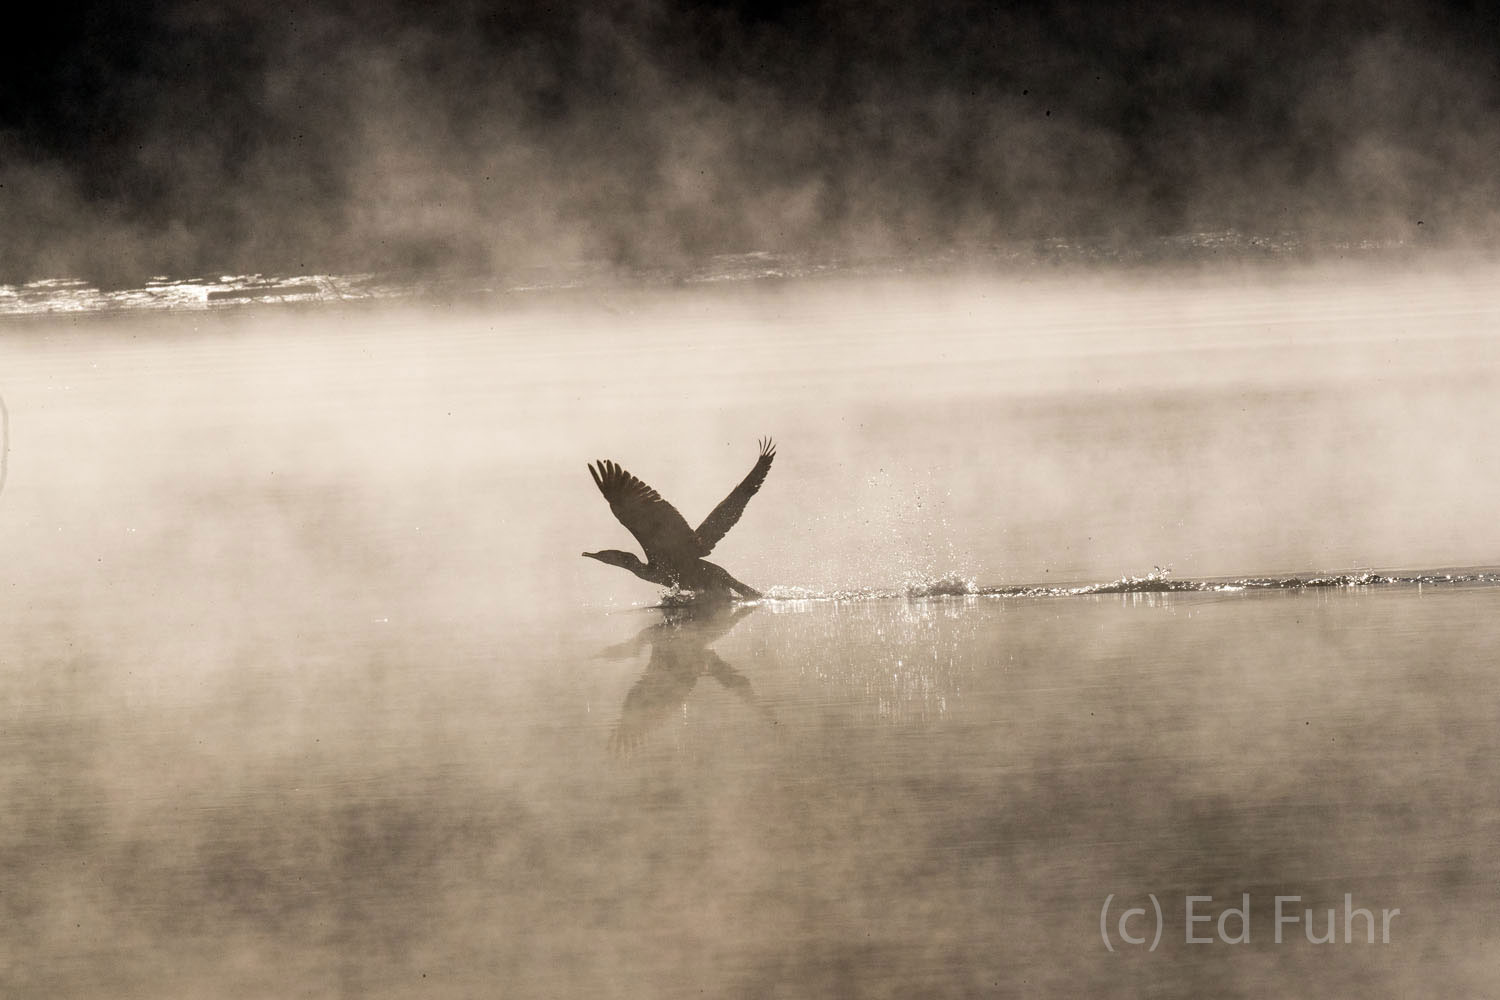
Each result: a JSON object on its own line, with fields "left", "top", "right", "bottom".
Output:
{"left": 584, "top": 438, "right": 776, "bottom": 600}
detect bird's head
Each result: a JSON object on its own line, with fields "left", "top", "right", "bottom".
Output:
{"left": 582, "top": 549, "right": 645, "bottom": 572}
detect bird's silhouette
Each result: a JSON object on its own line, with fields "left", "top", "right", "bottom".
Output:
{"left": 584, "top": 438, "right": 775, "bottom": 600}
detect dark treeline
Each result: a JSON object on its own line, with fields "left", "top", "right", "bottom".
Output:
{"left": 3, "top": 0, "right": 1498, "bottom": 283}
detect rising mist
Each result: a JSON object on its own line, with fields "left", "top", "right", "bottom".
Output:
{"left": 3, "top": 0, "right": 1499, "bottom": 284}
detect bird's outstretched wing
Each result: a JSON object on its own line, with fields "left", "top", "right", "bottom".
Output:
{"left": 694, "top": 437, "right": 776, "bottom": 555}
{"left": 589, "top": 460, "right": 701, "bottom": 563}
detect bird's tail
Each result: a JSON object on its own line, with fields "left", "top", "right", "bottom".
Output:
{"left": 723, "top": 573, "right": 762, "bottom": 601}
{"left": 697, "top": 560, "right": 760, "bottom": 600}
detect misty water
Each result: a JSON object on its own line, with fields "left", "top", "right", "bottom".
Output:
{"left": 3, "top": 262, "right": 1499, "bottom": 996}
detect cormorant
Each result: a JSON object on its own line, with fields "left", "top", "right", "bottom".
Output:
{"left": 584, "top": 438, "right": 775, "bottom": 600}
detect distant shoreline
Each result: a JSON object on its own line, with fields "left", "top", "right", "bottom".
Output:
{"left": 2, "top": 231, "right": 1477, "bottom": 320}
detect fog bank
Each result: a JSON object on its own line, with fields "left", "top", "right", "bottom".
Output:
{"left": 3, "top": 0, "right": 1498, "bottom": 284}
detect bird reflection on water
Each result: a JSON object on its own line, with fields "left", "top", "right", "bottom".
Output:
{"left": 600, "top": 601, "right": 776, "bottom": 755}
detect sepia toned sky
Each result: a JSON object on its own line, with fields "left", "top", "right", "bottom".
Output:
{"left": 2, "top": 0, "right": 1498, "bottom": 283}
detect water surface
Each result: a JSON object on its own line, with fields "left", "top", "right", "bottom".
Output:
{"left": 2, "top": 263, "right": 1498, "bottom": 995}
